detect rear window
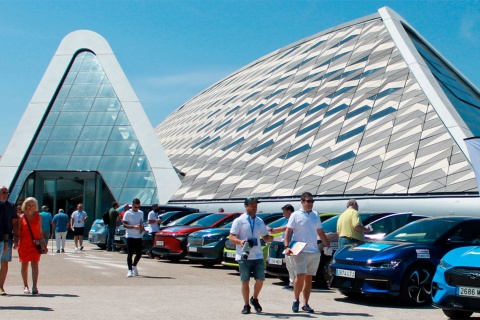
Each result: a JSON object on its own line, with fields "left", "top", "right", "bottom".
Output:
{"left": 167, "top": 213, "right": 208, "bottom": 226}
{"left": 190, "top": 214, "right": 227, "bottom": 227}
{"left": 90, "top": 221, "right": 104, "bottom": 231}
{"left": 268, "top": 217, "right": 287, "bottom": 228}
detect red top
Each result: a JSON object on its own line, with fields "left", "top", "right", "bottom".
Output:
{"left": 18, "top": 213, "right": 42, "bottom": 262}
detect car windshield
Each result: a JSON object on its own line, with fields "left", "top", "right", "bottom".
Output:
{"left": 189, "top": 213, "right": 227, "bottom": 227}
{"left": 321, "top": 213, "right": 382, "bottom": 233}
{"left": 167, "top": 213, "right": 207, "bottom": 226}
{"left": 91, "top": 221, "right": 104, "bottom": 231}
{"left": 268, "top": 217, "right": 287, "bottom": 228}
{"left": 384, "top": 219, "right": 454, "bottom": 244}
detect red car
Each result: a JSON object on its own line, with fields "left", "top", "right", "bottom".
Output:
{"left": 152, "top": 212, "right": 242, "bottom": 261}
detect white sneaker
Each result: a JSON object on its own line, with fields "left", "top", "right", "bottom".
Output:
{"left": 75, "top": 247, "right": 78, "bottom": 252}
{"left": 133, "top": 266, "right": 138, "bottom": 276}
{"left": 127, "top": 270, "right": 133, "bottom": 277}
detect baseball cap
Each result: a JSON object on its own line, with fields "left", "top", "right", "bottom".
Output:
{"left": 244, "top": 197, "right": 261, "bottom": 205}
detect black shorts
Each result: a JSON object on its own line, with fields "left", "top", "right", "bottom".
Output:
{"left": 73, "top": 227, "right": 85, "bottom": 236}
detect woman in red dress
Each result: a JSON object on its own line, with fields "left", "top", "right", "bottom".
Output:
{"left": 14, "top": 197, "right": 43, "bottom": 294}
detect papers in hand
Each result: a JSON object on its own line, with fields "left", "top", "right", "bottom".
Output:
{"left": 282, "top": 241, "right": 307, "bottom": 255}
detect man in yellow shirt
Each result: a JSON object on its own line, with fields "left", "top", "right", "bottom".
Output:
{"left": 337, "top": 199, "right": 371, "bottom": 248}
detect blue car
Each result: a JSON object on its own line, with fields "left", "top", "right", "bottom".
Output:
{"left": 432, "top": 246, "right": 480, "bottom": 319}
{"left": 330, "top": 217, "right": 480, "bottom": 305}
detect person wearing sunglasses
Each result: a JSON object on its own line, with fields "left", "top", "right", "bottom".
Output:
{"left": 284, "top": 192, "right": 331, "bottom": 313}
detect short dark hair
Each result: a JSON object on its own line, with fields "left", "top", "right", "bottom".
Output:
{"left": 112, "top": 202, "right": 118, "bottom": 207}
{"left": 152, "top": 204, "right": 158, "bottom": 208}
{"left": 132, "top": 198, "right": 141, "bottom": 205}
{"left": 281, "top": 204, "right": 294, "bottom": 212}
{"left": 300, "top": 192, "right": 313, "bottom": 201}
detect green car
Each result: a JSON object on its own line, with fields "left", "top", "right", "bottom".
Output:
{"left": 223, "top": 213, "right": 338, "bottom": 268}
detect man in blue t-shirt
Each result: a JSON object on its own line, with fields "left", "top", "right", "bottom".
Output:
{"left": 40, "top": 206, "right": 53, "bottom": 246}
{"left": 52, "top": 209, "right": 69, "bottom": 253}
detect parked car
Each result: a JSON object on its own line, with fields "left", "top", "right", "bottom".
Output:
{"left": 152, "top": 212, "right": 242, "bottom": 261}
{"left": 186, "top": 213, "right": 283, "bottom": 267}
{"left": 266, "top": 212, "right": 426, "bottom": 287}
{"left": 88, "top": 219, "right": 108, "bottom": 249}
{"left": 329, "top": 217, "right": 480, "bottom": 305}
{"left": 432, "top": 246, "right": 480, "bottom": 319}
{"left": 114, "top": 212, "right": 211, "bottom": 255}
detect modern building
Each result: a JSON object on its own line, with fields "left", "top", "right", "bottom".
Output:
{"left": 0, "top": 30, "right": 181, "bottom": 220}
{"left": 156, "top": 7, "right": 480, "bottom": 215}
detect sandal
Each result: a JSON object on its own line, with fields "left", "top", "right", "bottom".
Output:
{"left": 23, "top": 286, "right": 30, "bottom": 294}
{"left": 32, "top": 286, "right": 39, "bottom": 295}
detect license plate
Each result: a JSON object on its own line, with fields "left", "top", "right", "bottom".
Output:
{"left": 189, "top": 246, "right": 197, "bottom": 252}
{"left": 458, "top": 286, "right": 480, "bottom": 297}
{"left": 268, "top": 257, "right": 283, "bottom": 265}
{"left": 114, "top": 236, "right": 120, "bottom": 241}
{"left": 156, "top": 241, "right": 164, "bottom": 246}
{"left": 336, "top": 268, "right": 355, "bottom": 278}
{"left": 226, "top": 252, "right": 235, "bottom": 258}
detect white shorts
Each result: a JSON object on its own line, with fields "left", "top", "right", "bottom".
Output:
{"left": 293, "top": 252, "right": 320, "bottom": 275}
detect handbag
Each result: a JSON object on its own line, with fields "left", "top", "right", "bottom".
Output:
{"left": 25, "top": 216, "right": 48, "bottom": 254}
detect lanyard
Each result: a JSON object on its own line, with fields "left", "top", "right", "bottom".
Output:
{"left": 247, "top": 216, "right": 255, "bottom": 236}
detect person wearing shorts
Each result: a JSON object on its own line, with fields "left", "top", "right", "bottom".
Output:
{"left": 70, "top": 203, "right": 88, "bottom": 251}
{"left": 284, "top": 192, "right": 331, "bottom": 313}
{"left": 229, "top": 197, "right": 273, "bottom": 315}
{"left": 0, "top": 186, "right": 15, "bottom": 295}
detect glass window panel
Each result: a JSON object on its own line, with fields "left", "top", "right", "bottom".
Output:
{"left": 125, "top": 172, "right": 156, "bottom": 188}
{"left": 50, "top": 126, "right": 83, "bottom": 140}
{"left": 369, "top": 107, "right": 396, "bottom": 122}
{"left": 293, "top": 87, "right": 316, "bottom": 99}
{"left": 74, "top": 72, "right": 105, "bottom": 84}
{"left": 247, "top": 104, "right": 264, "bottom": 115}
{"left": 130, "top": 156, "right": 152, "bottom": 171}
{"left": 345, "top": 105, "right": 371, "bottom": 120}
{"left": 237, "top": 119, "right": 255, "bottom": 132}
{"left": 119, "top": 188, "right": 155, "bottom": 205}
{"left": 56, "top": 112, "right": 88, "bottom": 126}
{"left": 221, "top": 137, "right": 245, "bottom": 151}
{"left": 97, "top": 85, "right": 117, "bottom": 98}
{"left": 214, "top": 119, "right": 231, "bottom": 132}
{"left": 23, "top": 155, "right": 40, "bottom": 170}
{"left": 57, "top": 85, "right": 71, "bottom": 98}
{"left": 98, "top": 156, "right": 133, "bottom": 171}
{"left": 110, "top": 126, "right": 137, "bottom": 140}
{"left": 79, "top": 126, "right": 112, "bottom": 140}
{"left": 191, "top": 136, "right": 210, "bottom": 149}
{"left": 296, "top": 121, "right": 321, "bottom": 137}
{"left": 264, "top": 119, "right": 285, "bottom": 133}
{"left": 69, "top": 59, "right": 83, "bottom": 72}
{"left": 73, "top": 141, "right": 107, "bottom": 155}
{"left": 30, "top": 141, "right": 47, "bottom": 155}
{"left": 225, "top": 106, "right": 240, "bottom": 117}
{"left": 37, "top": 155, "right": 70, "bottom": 170}
{"left": 68, "top": 85, "right": 100, "bottom": 97}
{"left": 135, "top": 145, "right": 145, "bottom": 156}
{"left": 197, "top": 121, "right": 212, "bottom": 133}
{"left": 44, "top": 112, "right": 60, "bottom": 126}
{"left": 43, "top": 141, "right": 76, "bottom": 155}
{"left": 279, "top": 144, "right": 311, "bottom": 160}
{"left": 108, "top": 188, "right": 122, "bottom": 200}
{"left": 104, "top": 141, "right": 138, "bottom": 155}
{"left": 50, "top": 97, "right": 66, "bottom": 111}
{"left": 325, "top": 103, "right": 349, "bottom": 117}
{"left": 37, "top": 126, "right": 53, "bottom": 140}
{"left": 289, "top": 102, "right": 310, "bottom": 115}
{"left": 64, "top": 72, "right": 77, "bottom": 85}
{"left": 62, "top": 97, "right": 95, "bottom": 111}
{"left": 200, "top": 136, "right": 220, "bottom": 149}
{"left": 306, "top": 103, "right": 329, "bottom": 116}
{"left": 67, "top": 156, "right": 101, "bottom": 170}
{"left": 260, "top": 103, "right": 278, "bottom": 115}
{"left": 248, "top": 140, "right": 274, "bottom": 154}
{"left": 102, "top": 171, "right": 128, "bottom": 188}
{"left": 337, "top": 125, "right": 366, "bottom": 143}
{"left": 115, "top": 111, "right": 130, "bottom": 125}
{"left": 85, "top": 112, "right": 118, "bottom": 126}
{"left": 80, "top": 58, "right": 102, "bottom": 71}
{"left": 273, "top": 102, "right": 293, "bottom": 115}
{"left": 91, "top": 98, "right": 121, "bottom": 112}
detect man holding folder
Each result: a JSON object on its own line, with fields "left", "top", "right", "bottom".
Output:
{"left": 284, "top": 192, "right": 331, "bottom": 313}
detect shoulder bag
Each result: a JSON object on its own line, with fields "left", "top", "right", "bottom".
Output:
{"left": 25, "top": 216, "right": 48, "bottom": 254}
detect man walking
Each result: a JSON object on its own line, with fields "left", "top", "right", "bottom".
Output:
{"left": 147, "top": 204, "right": 161, "bottom": 236}
{"left": 123, "top": 198, "right": 144, "bottom": 277}
{"left": 106, "top": 202, "right": 120, "bottom": 252}
{"left": 0, "top": 186, "right": 17, "bottom": 295}
{"left": 268, "top": 204, "right": 296, "bottom": 288}
{"left": 337, "top": 199, "right": 371, "bottom": 248}
{"left": 70, "top": 203, "right": 88, "bottom": 251}
{"left": 230, "top": 197, "right": 273, "bottom": 314}
{"left": 52, "top": 209, "right": 69, "bottom": 253}
{"left": 40, "top": 205, "right": 53, "bottom": 246}
{"left": 284, "top": 192, "right": 331, "bottom": 313}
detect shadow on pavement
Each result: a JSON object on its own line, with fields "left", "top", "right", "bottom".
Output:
{"left": 334, "top": 296, "right": 435, "bottom": 310}
{"left": 139, "top": 276, "right": 174, "bottom": 280}
{"left": 7, "top": 293, "right": 79, "bottom": 298}
{"left": 0, "top": 306, "right": 53, "bottom": 311}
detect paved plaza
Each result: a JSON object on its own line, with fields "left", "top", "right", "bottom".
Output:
{"left": 0, "top": 242, "right": 461, "bottom": 319}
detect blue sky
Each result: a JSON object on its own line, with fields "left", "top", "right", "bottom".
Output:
{"left": 0, "top": 0, "right": 479, "bottom": 154}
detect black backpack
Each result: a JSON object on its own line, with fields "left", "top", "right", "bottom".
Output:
{"left": 102, "top": 210, "right": 110, "bottom": 225}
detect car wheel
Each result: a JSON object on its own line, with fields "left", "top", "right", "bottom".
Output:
{"left": 442, "top": 309, "right": 473, "bottom": 319}
{"left": 400, "top": 264, "right": 434, "bottom": 305}
{"left": 315, "top": 254, "right": 332, "bottom": 288}
{"left": 201, "top": 261, "right": 216, "bottom": 267}
{"left": 339, "top": 289, "right": 362, "bottom": 298}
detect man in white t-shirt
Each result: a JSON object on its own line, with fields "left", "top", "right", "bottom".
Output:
{"left": 147, "top": 204, "right": 161, "bottom": 235}
{"left": 284, "top": 192, "right": 331, "bottom": 313}
{"left": 230, "top": 197, "right": 273, "bottom": 314}
{"left": 70, "top": 203, "right": 88, "bottom": 251}
{"left": 123, "top": 198, "right": 145, "bottom": 277}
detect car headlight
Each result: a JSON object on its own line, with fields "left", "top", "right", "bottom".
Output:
{"left": 438, "top": 258, "right": 452, "bottom": 269}
{"left": 367, "top": 258, "right": 402, "bottom": 269}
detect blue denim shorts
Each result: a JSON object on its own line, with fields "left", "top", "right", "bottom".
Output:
{"left": 0, "top": 238, "right": 12, "bottom": 262}
{"left": 238, "top": 259, "right": 265, "bottom": 282}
